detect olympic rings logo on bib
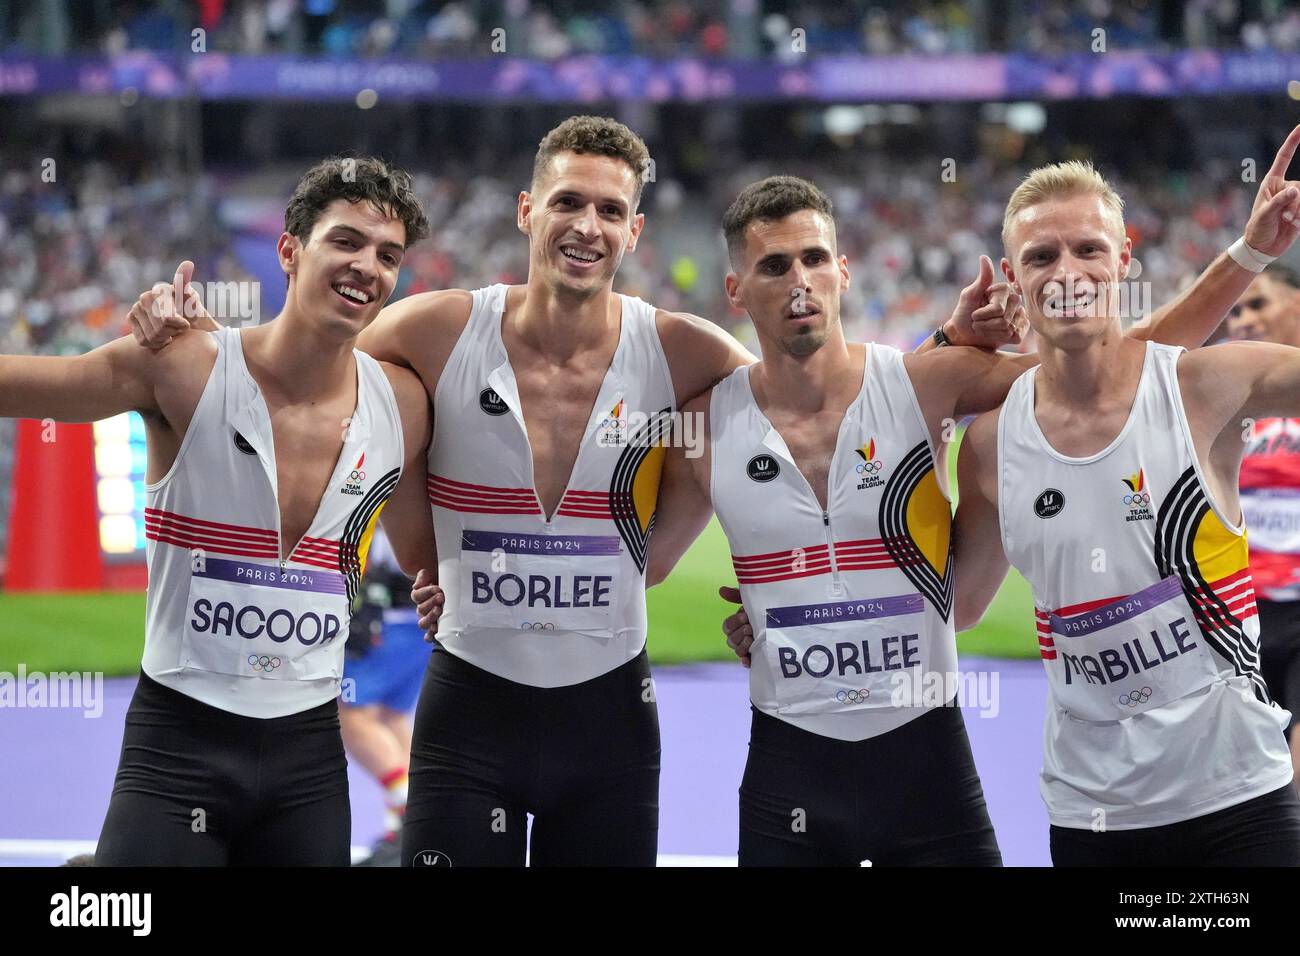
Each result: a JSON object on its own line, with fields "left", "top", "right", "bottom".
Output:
{"left": 835, "top": 688, "right": 871, "bottom": 704}
{"left": 1118, "top": 685, "right": 1153, "bottom": 706}
{"left": 248, "top": 654, "right": 282, "bottom": 672}
{"left": 520, "top": 621, "right": 556, "bottom": 630}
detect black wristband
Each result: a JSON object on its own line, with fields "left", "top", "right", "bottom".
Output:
{"left": 933, "top": 323, "right": 952, "bottom": 348}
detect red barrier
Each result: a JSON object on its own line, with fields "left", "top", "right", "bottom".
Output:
{"left": 5, "top": 418, "right": 105, "bottom": 591}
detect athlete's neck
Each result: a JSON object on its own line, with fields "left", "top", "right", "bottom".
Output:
{"left": 750, "top": 329, "right": 860, "bottom": 415}
{"left": 1034, "top": 323, "right": 1143, "bottom": 409}
{"left": 240, "top": 312, "right": 357, "bottom": 405}
{"left": 507, "top": 279, "right": 620, "bottom": 361}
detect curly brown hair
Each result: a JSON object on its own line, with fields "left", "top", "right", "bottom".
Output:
{"left": 531, "top": 115, "right": 651, "bottom": 207}
{"left": 284, "top": 156, "right": 430, "bottom": 248}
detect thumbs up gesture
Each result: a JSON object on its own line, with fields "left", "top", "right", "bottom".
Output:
{"left": 128, "top": 260, "right": 217, "bottom": 350}
{"left": 944, "top": 255, "right": 1026, "bottom": 349}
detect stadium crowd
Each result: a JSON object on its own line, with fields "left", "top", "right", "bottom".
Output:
{"left": 4, "top": 0, "right": 1300, "bottom": 59}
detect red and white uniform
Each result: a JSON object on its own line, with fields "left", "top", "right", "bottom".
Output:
{"left": 1240, "top": 418, "right": 1300, "bottom": 602}
{"left": 427, "top": 284, "right": 675, "bottom": 687}
{"left": 143, "top": 327, "right": 405, "bottom": 718}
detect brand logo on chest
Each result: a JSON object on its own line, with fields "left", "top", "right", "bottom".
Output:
{"left": 479, "top": 388, "right": 509, "bottom": 416}
{"left": 341, "top": 453, "right": 366, "bottom": 496}
{"left": 233, "top": 431, "right": 257, "bottom": 456}
{"left": 853, "top": 439, "right": 885, "bottom": 490}
{"left": 1034, "top": 488, "right": 1065, "bottom": 519}
{"left": 747, "top": 455, "right": 780, "bottom": 482}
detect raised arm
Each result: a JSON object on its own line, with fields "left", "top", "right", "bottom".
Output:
{"left": 645, "top": 392, "right": 714, "bottom": 587}
{"left": 1136, "top": 124, "right": 1300, "bottom": 350}
{"left": 952, "top": 409, "right": 1012, "bottom": 632}
{"left": 0, "top": 335, "right": 158, "bottom": 423}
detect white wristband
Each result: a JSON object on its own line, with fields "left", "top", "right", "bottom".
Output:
{"left": 1227, "top": 237, "right": 1277, "bottom": 273}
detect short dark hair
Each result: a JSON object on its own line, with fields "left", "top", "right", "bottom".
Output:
{"left": 722, "top": 176, "right": 835, "bottom": 266}
{"left": 531, "top": 115, "right": 651, "bottom": 206}
{"left": 1264, "top": 263, "right": 1300, "bottom": 289}
{"left": 284, "top": 156, "right": 429, "bottom": 248}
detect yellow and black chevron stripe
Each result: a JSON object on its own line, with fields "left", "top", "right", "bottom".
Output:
{"left": 1154, "top": 466, "right": 1267, "bottom": 702}
{"left": 609, "top": 407, "right": 674, "bottom": 574}
{"left": 340, "top": 466, "right": 401, "bottom": 604}
{"left": 878, "top": 440, "right": 953, "bottom": 621}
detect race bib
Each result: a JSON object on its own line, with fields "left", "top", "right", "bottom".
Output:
{"left": 180, "top": 558, "right": 349, "bottom": 681}
{"left": 1241, "top": 489, "right": 1300, "bottom": 555}
{"left": 1046, "top": 575, "right": 1222, "bottom": 721}
{"left": 458, "top": 529, "right": 621, "bottom": 635}
{"left": 760, "top": 593, "right": 928, "bottom": 716}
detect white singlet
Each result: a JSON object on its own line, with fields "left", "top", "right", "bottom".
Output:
{"left": 998, "top": 340, "right": 1293, "bottom": 829}
{"left": 709, "top": 345, "right": 958, "bottom": 742}
{"left": 143, "top": 326, "right": 405, "bottom": 718}
{"left": 428, "top": 284, "right": 676, "bottom": 687}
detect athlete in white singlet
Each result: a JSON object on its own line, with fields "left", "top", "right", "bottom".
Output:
{"left": 2, "top": 158, "right": 436, "bottom": 865}
{"left": 658, "top": 172, "right": 1271, "bottom": 865}
{"left": 955, "top": 134, "right": 1300, "bottom": 864}
{"left": 132, "top": 117, "right": 755, "bottom": 866}
{"left": 1228, "top": 265, "right": 1300, "bottom": 789}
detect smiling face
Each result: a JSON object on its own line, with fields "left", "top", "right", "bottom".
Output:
{"left": 280, "top": 198, "right": 406, "bottom": 337}
{"left": 1002, "top": 192, "right": 1131, "bottom": 350}
{"left": 725, "top": 208, "right": 850, "bottom": 358}
{"left": 1227, "top": 273, "right": 1300, "bottom": 346}
{"left": 518, "top": 150, "right": 644, "bottom": 303}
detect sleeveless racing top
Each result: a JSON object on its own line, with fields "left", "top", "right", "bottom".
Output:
{"left": 1240, "top": 417, "right": 1300, "bottom": 602}
{"left": 428, "top": 284, "right": 676, "bottom": 687}
{"left": 709, "top": 345, "right": 957, "bottom": 742}
{"left": 999, "top": 340, "right": 1293, "bottom": 829}
{"left": 143, "top": 326, "right": 405, "bottom": 718}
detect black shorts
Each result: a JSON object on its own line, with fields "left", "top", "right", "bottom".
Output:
{"left": 95, "top": 672, "right": 350, "bottom": 866}
{"left": 402, "top": 647, "right": 660, "bottom": 867}
{"left": 1050, "top": 783, "right": 1300, "bottom": 866}
{"left": 1258, "top": 598, "right": 1300, "bottom": 734}
{"left": 738, "top": 702, "right": 1002, "bottom": 866}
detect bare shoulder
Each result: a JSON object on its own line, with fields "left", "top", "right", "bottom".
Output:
{"left": 1178, "top": 340, "right": 1285, "bottom": 377}
{"left": 1175, "top": 342, "right": 1258, "bottom": 405}
{"left": 145, "top": 327, "right": 219, "bottom": 393}
{"left": 654, "top": 309, "right": 754, "bottom": 404}
{"left": 358, "top": 288, "right": 475, "bottom": 372}
{"left": 655, "top": 308, "right": 752, "bottom": 358}
{"left": 140, "top": 329, "right": 220, "bottom": 432}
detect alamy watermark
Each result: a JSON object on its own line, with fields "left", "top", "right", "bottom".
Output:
{"left": 0, "top": 665, "right": 104, "bottom": 718}
{"left": 889, "top": 669, "right": 1001, "bottom": 718}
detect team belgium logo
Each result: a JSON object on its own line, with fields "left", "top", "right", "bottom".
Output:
{"left": 853, "top": 438, "right": 885, "bottom": 490}
{"left": 596, "top": 398, "right": 628, "bottom": 448}
{"left": 1121, "top": 468, "right": 1153, "bottom": 522}
{"left": 341, "top": 452, "right": 366, "bottom": 496}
